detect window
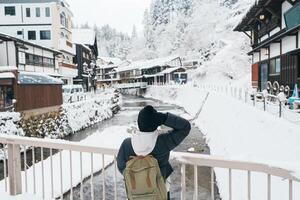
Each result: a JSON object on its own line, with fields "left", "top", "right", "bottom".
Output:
{"left": 5, "top": 6, "right": 16, "bottom": 16}
{"left": 26, "top": 8, "right": 30, "bottom": 17}
{"left": 298, "top": 55, "right": 300, "bottom": 78}
{"left": 40, "top": 30, "right": 51, "bottom": 40}
{"left": 17, "top": 31, "right": 23, "bottom": 35}
{"left": 270, "top": 58, "right": 281, "bottom": 75}
{"left": 45, "top": 7, "right": 50, "bottom": 17}
{"left": 36, "top": 7, "right": 40, "bottom": 17}
{"left": 60, "top": 12, "right": 68, "bottom": 28}
{"left": 28, "top": 31, "right": 36, "bottom": 40}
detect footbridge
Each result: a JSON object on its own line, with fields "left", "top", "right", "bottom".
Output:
{"left": 0, "top": 134, "right": 299, "bottom": 200}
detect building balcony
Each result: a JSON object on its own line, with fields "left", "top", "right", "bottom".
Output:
{"left": 59, "top": 38, "right": 75, "bottom": 55}
{"left": 257, "top": 18, "right": 280, "bottom": 38}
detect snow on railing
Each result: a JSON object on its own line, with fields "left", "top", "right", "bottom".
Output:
{"left": 0, "top": 134, "right": 299, "bottom": 200}
{"left": 193, "top": 83, "right": 300, "bottom": 124}
{"left": 116, "top": 82, "right": 148, "bottom": 89}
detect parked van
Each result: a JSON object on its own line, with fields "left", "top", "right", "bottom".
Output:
{"left": 62, "top": 85, "right": 85, "bottom": 103}
{"left": 62, "top": 85, "right": 84, "bottom": 94}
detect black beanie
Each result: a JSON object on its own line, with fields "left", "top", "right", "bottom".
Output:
{"left": 138, "top": 105, "right": 159, "bottom": 132}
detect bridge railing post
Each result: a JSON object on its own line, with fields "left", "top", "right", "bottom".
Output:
{"left": 7, "top": 144, "right": 22, "bottom": 195}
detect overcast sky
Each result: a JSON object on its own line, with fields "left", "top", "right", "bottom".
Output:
{"left": 68, "top": 0, "right": 152, "bottom": 35}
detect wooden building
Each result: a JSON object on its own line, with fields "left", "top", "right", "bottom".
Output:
{"left": 0, "top": 32, "right": 63, "bottom": 112}
{"left": 117, "top": 56, "right": 183, "bottom": 84}
{"left": 234, "top": 0, "right": 300, "bottom": 92}
{"left": 72, "top": 29, "right": 98, "bottom": 91}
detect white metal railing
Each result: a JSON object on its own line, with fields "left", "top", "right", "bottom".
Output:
{"left": 0, "top": 134, "right": 299, "bottom": 199}
{"left": 192, "top": 83, "right": 300, "bottom": 124}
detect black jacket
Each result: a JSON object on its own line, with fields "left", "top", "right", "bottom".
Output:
{"left": 117, "top": 113, "right": 191, "bottom": 179}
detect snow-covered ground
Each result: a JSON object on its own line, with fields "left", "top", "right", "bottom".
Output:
{"left": 0, "top": 112, "right": 24, "bottom": 136}
{"left": 0, "top": 126, "right": 130, "bottom": 200}
{"left": 145, "top": 85, "right": 300, "bottom": 200}
{"left": 0, "top": 190, "right": 41, "bottom": 200}
{"left": 62, "top": 90, "right": 118, "bottom": 133}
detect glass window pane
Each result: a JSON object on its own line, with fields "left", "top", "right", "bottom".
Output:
{"left": 40, "top": 30, "right": 51, "bottom": 40}
{"left": 5, "top": 6, "right": 15, "bottom": 16}
{"left": 28, "top": 31, "right": 36, "bottom": 40}
{"left": 36, "top": 7, "right": 40, "bottom": 17}
{"left": 45, "top": 7, "right": 50, "bottom": 17}
{"left": 269, "top": 59, "right": 276, "bottom": 74}
{"left": 26, "top": 8, "right": 30, "bottom": 17}
{"left": 275, "top": 58, "right": 281, "bottom": 74}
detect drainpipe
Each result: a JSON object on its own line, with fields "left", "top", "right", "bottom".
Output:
{"left": 14, "top": 41, "right": 20, "bottom": 111}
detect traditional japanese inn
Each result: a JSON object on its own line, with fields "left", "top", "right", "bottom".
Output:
{"left": 234, "top": 0, "right": 300, "bottom": 91}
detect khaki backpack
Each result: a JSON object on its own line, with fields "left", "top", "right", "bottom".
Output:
{"left": 124, "top": 155, "right": 168, "bottom": 200}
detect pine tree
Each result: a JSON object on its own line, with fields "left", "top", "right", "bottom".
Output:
{"left": 131, "top": 25, "right": 137, "bottom": 39}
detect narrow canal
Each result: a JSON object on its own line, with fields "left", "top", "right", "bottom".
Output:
{"left": 65, "top": 95, "right": 220, "bottom": 200}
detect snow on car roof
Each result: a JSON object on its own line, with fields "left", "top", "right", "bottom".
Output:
{"left": 18, "top": 71, "right": 64, "bottom": 85}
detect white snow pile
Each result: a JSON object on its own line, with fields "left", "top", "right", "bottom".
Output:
{"left": 0, "top": 112, "right": 24, "bottom": 136}
{"left": 62, "top": 91, "right": 119, "bottom": 132}
{"left": 145, "top": 85, "right": 300, "bottom": 200}
{"left": 0, "top": 190, "right": 41, "bottom": 200}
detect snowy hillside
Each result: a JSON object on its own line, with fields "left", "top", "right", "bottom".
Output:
{"left": 127, "top": 0, "right": 254, "bottom": 85}
{"left": 89, "top": 0, "right": 255, "bottom": 84}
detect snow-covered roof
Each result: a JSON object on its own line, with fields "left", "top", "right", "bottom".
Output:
{"left": 19, "top": 71, "right": 64, "bottom": 85}
{"left": 99, "top": 60, "right": 130, "bottom": 70}
{"left": 158, "top": 66, "right": 186, "bottom": 75}
{"left": 98, "top": 57, "right": 123, "bottom": 65}
{"left": 72, "top": 29, "right": 96, "bottom": 46}
{"left": 0, "top": 72, "right": 15, "bottom": 79}
{"left": 0, "top": 66, "right": 18, "bottom": 72}
{"left": 117, "top": 55, "right": 181, "bottom": 72}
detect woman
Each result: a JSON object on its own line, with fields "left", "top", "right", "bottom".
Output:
{"left": 117, "top": 105, "right": 191, "bottom": 199}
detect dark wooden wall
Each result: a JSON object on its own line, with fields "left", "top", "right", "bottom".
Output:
{"left": 16, "top": 84, "right": 62, "bottom": 111}
{"left": 280, "top": 54, "right": 298, "bottom": 88}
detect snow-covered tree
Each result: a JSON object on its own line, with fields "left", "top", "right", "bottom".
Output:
{"left": 131, "top": 25, "right": 137, "bottom": 39}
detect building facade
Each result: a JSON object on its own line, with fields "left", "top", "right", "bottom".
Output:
{"left": 72, "top": 29, "right": 98, "bottom": 91}
{"left": 0, "top": 32, "right": 63, "bottom": 112}
{"left": 117, "top": 56, "right": 183, "bottom": 84}
{"left": 0, "top": 0, "right": 77, "bottom": 84}
{"left": 234, "top": 0, "right": 300, "bottom": 92}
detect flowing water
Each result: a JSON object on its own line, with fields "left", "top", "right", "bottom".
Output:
{"left": 65, "top": 95, "right": 220, "bottom": 200}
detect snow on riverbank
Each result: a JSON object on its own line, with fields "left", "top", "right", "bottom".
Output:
{"left": 0, "top": 189, "right": 41, "bottom": 200}
{"left": 145, "top": 85, "right": 300, "bottom": 200}
{"left": 62, "top": 90, "right": 118, "bottom": 133}
{"left": 0, "top": 126, "right": 130, "bottom": 200}
{"left": 0, "top": 112, "right": 24, "bottom": 136}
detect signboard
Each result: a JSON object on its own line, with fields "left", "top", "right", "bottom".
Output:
{"left": 284, "top": 2, "right": 300, "bottom": 30}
